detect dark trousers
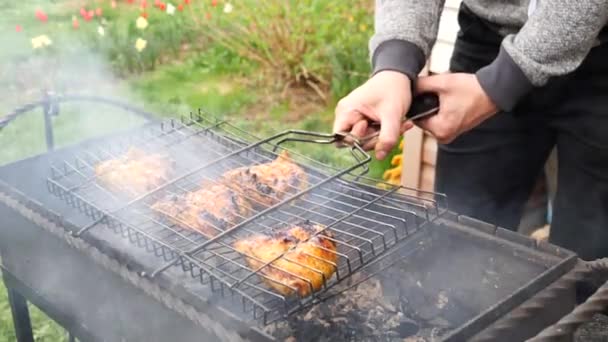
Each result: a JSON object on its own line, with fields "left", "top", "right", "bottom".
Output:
{"left": 436, "top": 4, "right": 608, "bottom": 260}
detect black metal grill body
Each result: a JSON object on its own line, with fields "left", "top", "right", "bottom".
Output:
{"left": 0, "top": 117, "right": 582, "bottom": 342}
{"left": 0, "top": 201, "right": 240, "bottom": 342}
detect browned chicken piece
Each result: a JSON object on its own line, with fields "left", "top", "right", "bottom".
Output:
{"left": 151, "top": 183, "right": 253, "bottom": 238}
{"left": 219, "top": 151, "right": 308, "bottom": 207}
{"left": 95, "top": 147, "right": 173, "bottom": 197}
{"left": 233, "top": 222, "right": 337, "bottom": 298}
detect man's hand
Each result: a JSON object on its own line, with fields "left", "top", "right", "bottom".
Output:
{"left": 333, "top": 71, "right": 415, "bottom": 160}
{"left": 415, "top": 73, "right": 499, "bottom": 144}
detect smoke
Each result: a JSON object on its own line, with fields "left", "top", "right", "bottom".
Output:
{"left": 0, "top": 3, "right": 197, "bottom": 167}
{"left": 0, "top": 3, "right": 242, "bottom": 339}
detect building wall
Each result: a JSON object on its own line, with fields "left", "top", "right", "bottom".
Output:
{"left": 430, "top": 0, "right": 462, "bottom": 74}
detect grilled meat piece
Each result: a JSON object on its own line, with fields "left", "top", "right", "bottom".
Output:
{"left": 151, "top": 183, "right": 252, "bottom": 238}
{"left": 150, "top": 151, "right": 306, "bottom": 238}
{"left": 95, "top": 147, "right": 173, "bottom": 197}
{"left": 233, "top": 222, "right": 337, "bottom": 298}
{"left": 220, "top": 151, "right": 308, "bottom": 207}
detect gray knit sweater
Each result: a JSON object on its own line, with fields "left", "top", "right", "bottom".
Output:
{"left": 370, "top": 0, "right": 608, "bottom": 111}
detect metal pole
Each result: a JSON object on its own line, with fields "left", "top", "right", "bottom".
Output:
{"left": 5, "top": 285, "right": 34, "bottom": 342}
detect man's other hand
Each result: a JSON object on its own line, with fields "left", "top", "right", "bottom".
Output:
{"left": 415, "top": 73, "right": 499, "bottom": 144}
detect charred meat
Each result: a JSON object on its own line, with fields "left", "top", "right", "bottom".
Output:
{"left": 220, "top": 151, "right": 308, "bottom": 207}
{"left": 94, "top": 147, "right": 173, "bottom": 197}
{"left": 151, "top": 183, "right": 252, "bottom": 238}
{"left": 233, "top": 222, "right": 337, "bottom": 297}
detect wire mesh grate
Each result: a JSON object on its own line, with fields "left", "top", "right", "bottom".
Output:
{"left": 46, "top": 112, "right": 447, "bottom": 324}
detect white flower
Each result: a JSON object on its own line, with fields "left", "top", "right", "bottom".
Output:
{"left": 40, "top": 35, "right": 52, "bottom": 46}
{"left": 223, "top": 3, "right": 233, "bottom": 13}
{"left": 136, "top": 16, "right": 148, "bottom": 30}
{"left": 97, "top": 26, "right": 105, "bottom": 36}
{"left": 31, "top": 37, "right": 43, "bottom": 49}
{"left": 31, "top": 35, "right": 52, "bottom": 49}
{"left": 135, "top": 38, "right": 147, "bottom": 52}
{"left": 166, "top": 3, "right": 176, "bottom": 15}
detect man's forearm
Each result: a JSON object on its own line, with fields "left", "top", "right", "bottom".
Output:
{"left": 477, "top": 0, "right": 608, "bottom": 111}
{"left": 369, "top": 0, "right": 446, "bottom": 83}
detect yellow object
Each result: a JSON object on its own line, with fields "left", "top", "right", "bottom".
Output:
{"left": 391, "top": 155, "right": 402, "bottom": 167}
{"left": 376, "top": 183, "right": 392, "bottom": 190}
{"left": 382, "top": 166, "right": 402, "bottom": 184}
{"left": 381, "top": 138, "right": 405, "bottom": 186}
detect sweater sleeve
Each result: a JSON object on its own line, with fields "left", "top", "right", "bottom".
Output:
{"left": 476, "top": 0, "right": 608, "bottom": 112}
{"left": 369, "top": 0, "right": 446, "bottom": 83}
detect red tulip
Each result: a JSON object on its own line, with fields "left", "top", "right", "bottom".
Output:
{"left": 73, "top": 18, "right": 80, "bottom": 29}
{"left": 15, "top": 25, "right": 22, "bottom": 32}
{"left": 154, "top": 0, "right": 161, "bottom": 6}
{"left": 159, "top": 2, "right": 166, "bottom": 10}
{"left": 81, "top": 10, "right": 94, "bottom": 21}
{"left": 140, "top": 12, "right": 148, "bottom": 18}
{"left": 35, "top": 9, "right": 48, "bottom": 22}
{"left": 184, "top": 0, "right": 191, "bottom": 4}
{"left": 95, "top": 8, "right": 103, "bottom": 16}
{"left": 80, "top": 7, "right": 87, "bottom": 16}
{"left": 127, "top": 0, "right": 135, "bottom": 3}
{"left": 140, "top": 0, "right": 147, "bottom": 8}
{"left": 211, "top": 0, "right": 217, "bottom": 7}
{"left": 177, "top": 4, "right": 183, "bottom": 11}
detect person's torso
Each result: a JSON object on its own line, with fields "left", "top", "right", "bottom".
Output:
{"left": 462, "top": 0, "right": 608, "bottom": 45}
{"left": 462, "top": 0, "right": 530, "bottom": 36}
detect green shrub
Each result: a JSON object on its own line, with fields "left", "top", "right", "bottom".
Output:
{"left": 191, "top": 0, "right": 373, "bottom": 101}
{"left": 83, "top": 1, "right": 204, "bottom": 75}
{"left": 9, "top": 1, "right": 375, "bottom": 100}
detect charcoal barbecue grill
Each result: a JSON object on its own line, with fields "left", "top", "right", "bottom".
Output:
{"left": 2, "top": 93, "right": 608, "bottom": 342}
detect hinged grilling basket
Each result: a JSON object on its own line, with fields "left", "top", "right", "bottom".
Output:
{"left": 46, "top": 110, "right": 448, "bottom": 324}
